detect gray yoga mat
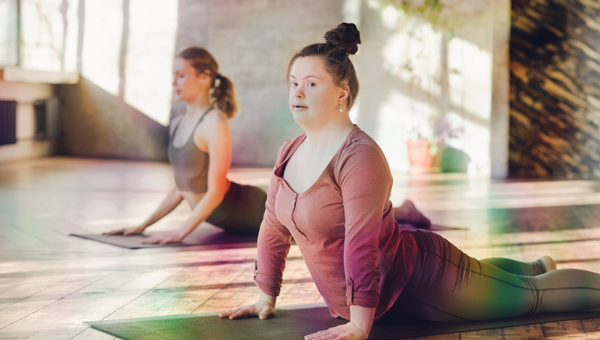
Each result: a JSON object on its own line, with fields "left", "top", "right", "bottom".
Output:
{"left": 85, "top": 303, "right": 600, "bottom": 340}
{"left": 70, "top": 224, "right": 257, "bottom": 249}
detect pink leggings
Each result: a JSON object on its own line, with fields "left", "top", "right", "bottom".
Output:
{"left": 388, "top": 228, "right": 600, "bottom": 322}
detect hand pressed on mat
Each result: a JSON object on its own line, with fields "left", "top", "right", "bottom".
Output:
{"left": 142, "top": 231, "right": 185, "bottom": 245}
{"left": 304, "top": 304, "right": 373, "bottom": 340}
{"left": 103, "top": 225, "right": 145, "bottom": 236}
{"left": 304, "top": 322, "right": 367, "bottom": 340}
{"left": 218, "top": 292, "right": 276, "bottom": 320}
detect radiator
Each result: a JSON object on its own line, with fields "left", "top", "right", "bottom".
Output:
{"left": 0, "top": 100, "right": 17, "bottom": 146}
{"left": 34, "top": 97, "right": 60, "bottom": 140}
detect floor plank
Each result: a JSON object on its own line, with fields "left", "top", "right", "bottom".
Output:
{"left": 461, "top": 324, "right": 545, "bottom": 339}
{"left": 580, "top": 318, "right": 600, "bottom": 340}
{"left": 541, "top": 320, "right": 588, "bottom": 339}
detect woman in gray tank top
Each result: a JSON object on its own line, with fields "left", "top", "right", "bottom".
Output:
{"left": 104, "top": 47, "right": 430, "bottom": 245}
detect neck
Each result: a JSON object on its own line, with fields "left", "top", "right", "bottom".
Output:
{"left": 184, "top": 91, "right": 212, "bottom": 118}
{"left": 302, "top": 117, "right": 355, "bottom": 150}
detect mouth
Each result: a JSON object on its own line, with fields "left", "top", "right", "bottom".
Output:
{"left": 293, "top": 105, "right": 308, "bottom": 110}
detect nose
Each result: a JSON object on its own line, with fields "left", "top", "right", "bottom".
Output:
{"left": 293, "top": 86, "right": 304, "bottom": 99}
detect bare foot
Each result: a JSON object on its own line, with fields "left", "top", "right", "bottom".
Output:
{"left": 394, "top": 200, "right": 431, "bottom": 228}
{"left": 540, "top": 255, "right": 557, "bottom": 272}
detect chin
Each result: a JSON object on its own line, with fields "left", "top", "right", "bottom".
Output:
{"left": 291, "top": 112, "right": 310, "bottom": 126}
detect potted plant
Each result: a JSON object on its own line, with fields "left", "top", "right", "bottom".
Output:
{"left": 406, "top": 138, "right": 444, "bottom": 174}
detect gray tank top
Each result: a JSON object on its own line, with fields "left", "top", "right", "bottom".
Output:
{"left": 168, "top": 107, "right": 213, "bottom": 193}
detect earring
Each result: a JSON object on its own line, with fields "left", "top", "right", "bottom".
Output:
{"left": 339, "top": 103, "right": 343, "bottom": 112}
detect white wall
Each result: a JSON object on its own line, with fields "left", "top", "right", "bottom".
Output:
{"left": 0, "top": 79, "right": 55, "bottom": 163}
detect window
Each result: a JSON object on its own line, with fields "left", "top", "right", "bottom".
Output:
{"left": 0, "top": 0, "right": 18, "bottom": 66}
{"left": 20, "top": 0, "right": 78, "bottom": 72}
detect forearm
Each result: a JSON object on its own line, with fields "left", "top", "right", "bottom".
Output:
{"left": 349, "top": 305, "right": 375, "bottom": 337}
{"left": 141, "top": 187, "right": 184, "bottom": 229}
{"left": 176, "top": 189, "right": 226, "bottom": 238}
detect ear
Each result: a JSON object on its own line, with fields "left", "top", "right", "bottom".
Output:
{"left": 194, "top": 71, "right": 212, "bottom": 89}
{"left": 338, "top": 84, "right": 350, "bottom": 104}
{"left": 197, "top": 72, "right": 211, "bottom": 83}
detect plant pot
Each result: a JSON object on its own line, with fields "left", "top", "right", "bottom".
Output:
{"left": 406, "top": 139, "right": 444, "bottom": 174}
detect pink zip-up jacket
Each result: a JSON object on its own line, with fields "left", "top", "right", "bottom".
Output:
{"left": 254, "top": 126, "right": 418, "bottom": 321}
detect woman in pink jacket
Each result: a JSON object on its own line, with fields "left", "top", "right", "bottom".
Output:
{"left": 219, "top": 23, "right": 600, "bottom": 340}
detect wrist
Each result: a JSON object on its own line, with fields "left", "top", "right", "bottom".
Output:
{"left": 349, "top": 321, "right": 369, "bottom": 339}
{"left": 259, "top": 291, "right": 277, "bottom": 306}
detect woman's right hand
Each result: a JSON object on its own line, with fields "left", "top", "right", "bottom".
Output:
{"left": 218, "top": 299, "right": 275, "bottom": 320}
{"left": 103, "top": 225, "right": 145, "bottom": 236}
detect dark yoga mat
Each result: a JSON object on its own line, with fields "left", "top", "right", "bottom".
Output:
{"left": 70, "top": 224, "right": 257, "bottom": 249}
{"left": 71, "top": 223, "right": 454, "bottom": 249}
{"left": 85, "top": 303, "right": 600, "bottom": 340}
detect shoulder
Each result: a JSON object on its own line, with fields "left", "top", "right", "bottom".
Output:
{"left": 201, "top": 108, "right": 229, "bottom": 127}
{"left": 274, "top": 134, "right": 306, "bottom": 166}
{"left": 343, "top": 128, "right": 387, "bottom": 162}
{"left": 197, "top": 108, "right": 230, "bottom": 135}
{"left": 192, "top": 109, "right": 231, "bottom": 151}
{"left": 337, "top": 128, "right": 391, "bottom": 178}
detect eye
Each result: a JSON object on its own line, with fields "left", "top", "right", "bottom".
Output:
{"left": 291, "top": 81, "right": 298, "bottom": 87}
{"left": 308, "top": 82, "right": 316, "bottom": 87}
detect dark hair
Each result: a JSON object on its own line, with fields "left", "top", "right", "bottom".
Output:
{"left": 287, "top": 23, "right": 361, "bottom": 110}
{"left": 177, "top": 47, "right": 238, "bottom": 118}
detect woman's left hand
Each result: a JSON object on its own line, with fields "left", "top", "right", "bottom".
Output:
{"left": 142, "top": 231, "right": 185, "bottom": 245}
{"left": 304, "top": 322, "right": 367, "bottom": 340}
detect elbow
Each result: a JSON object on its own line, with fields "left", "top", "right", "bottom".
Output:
{"left": 171, "top": 186, "right": 183, "bottom": 200}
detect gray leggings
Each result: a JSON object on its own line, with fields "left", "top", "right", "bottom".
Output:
{"left": 389, "top": 228, "right": 600, "bottom": 322}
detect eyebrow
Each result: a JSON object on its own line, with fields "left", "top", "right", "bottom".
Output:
{"left": 290, "top": 75, "right": 320, "bottom": 79}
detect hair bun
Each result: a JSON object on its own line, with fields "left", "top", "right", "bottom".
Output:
{"left": 324, "top": 23, "right": 361, "bottom": 55}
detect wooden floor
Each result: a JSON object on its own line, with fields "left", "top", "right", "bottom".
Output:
{"left": 2, "top": 157, "right": 600, "bottom": 339}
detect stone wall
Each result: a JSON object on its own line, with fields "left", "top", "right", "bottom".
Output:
{"left": 510, "top": 0, "right": 600, "bottom": 179}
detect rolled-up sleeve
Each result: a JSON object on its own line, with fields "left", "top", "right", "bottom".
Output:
{"left": 253, "top": 145, "right": 292, "bottom": 297}
{"left": 338, "top": 143, "right": 392, "bottom": 308}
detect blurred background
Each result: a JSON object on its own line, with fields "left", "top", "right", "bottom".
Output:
{"left": 0, "top": 0, "right": 597, "bottom": 180}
